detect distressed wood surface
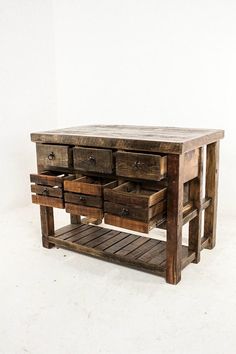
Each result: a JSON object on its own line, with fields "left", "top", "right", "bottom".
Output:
{"left": 166, "top": 154, "right": 184, "bottom": 284}
{"left": 64, "top": 176, "right": 117, "bottom": 196}
{"left": 36, "top": 143, "right": 72, "bottom": 168}
{"left": 204, "top": 142, "right": 220, "bottom": 249}
{"left": 31, "top": 125, "right": 224, "bottom": 154}
{"left": 183, "top": 149, "right": 199, "bottom": 183}
{"left": 65, "top": 203, "right": 103, "bottom": 219}
{"left": 40, "top": 206, "right": 54, "bottom": 248}
{"left": 116, "top": 151, "right": 167, "bottom": 181}
{"left": 73, "top": 147, "right": 114, "bottom": 174}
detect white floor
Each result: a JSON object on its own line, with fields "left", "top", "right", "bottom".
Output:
{"left": 1, "top": 205, "right": 236, "bottom": 354}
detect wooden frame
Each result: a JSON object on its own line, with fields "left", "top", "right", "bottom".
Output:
{"left": 32, "top": 125, "right": 224, "bottom": 284}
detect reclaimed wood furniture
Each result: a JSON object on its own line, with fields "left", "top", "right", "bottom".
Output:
{"left": 30, "top": 125, "right": 224, "bottom": 284}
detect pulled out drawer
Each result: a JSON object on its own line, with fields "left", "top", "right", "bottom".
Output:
{"left": 116, "top": 151, "right": 167, "bottom": 181}
{"left": 104, "top": 181, "right": 167, "bottom": 233}
{"left": 30, "top": 171, "right": 74, "bottom": 209}
{"left": 64, "top": 176, "right": 117, "bottom": 219}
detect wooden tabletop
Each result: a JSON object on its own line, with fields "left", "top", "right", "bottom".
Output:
{"left": 31, "top": 125, "right": 224, "bottom": 154}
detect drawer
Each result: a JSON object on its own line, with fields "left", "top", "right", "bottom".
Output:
{"left": 30, "top": 171, "right": 74, "bottom": 209}
{"left": 64, "top": 176, "right": 117, "bottom": 219}
{"left": 36, "top": 143, "right": 73, "bottom": 168}
{"left": 73, "top": 147, "right": 114, "bottom": 174}
{"left": 116, "top": 151, "right": 167, "bottom": 181}
{"left": 104, "top": 182, "right": 167, "bottom": 233}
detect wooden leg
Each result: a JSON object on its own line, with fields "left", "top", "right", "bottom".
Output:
{"left": 166, "top": 154, "right": 184, "bottom": 284}
{"left": 204, "top": 141, "right": 220, "bottom": 249}
{"left": 189, "top": 147, "right": 203, "bottom": 263}
{"left": 40, "top": 206, "right": 54, "bottom": 248}
{"left": 70, "top": 214, "right": 81, "bottom": 225}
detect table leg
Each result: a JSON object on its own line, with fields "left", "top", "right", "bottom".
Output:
{"left": 166, "top": 154, "right": 184, "bottom": 284}
{"left": 204, "top": 141, "right": 220, "bottom": 249}
{"left": 40, "top": 205, "right": 54, "bottom": 248}
{"left": 189, "top": 147, "right": 203, "bottom": 263}
{"left": 70, "top": 214, "right": 81, "bottom": 225}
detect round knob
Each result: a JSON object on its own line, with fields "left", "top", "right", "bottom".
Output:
{"left": 48, "top": 152, "right": 55, "bottom": 160}
{"left": 133, "top": 160, "right": 142, "bottom": 169}
{"left": 121, "top": 208, "right": 129, "bottom": 217}
{"left": 42, "top": 188, "right": 49, "bottom": 195}
{"left": 79, "top": 196, "right": 86, "bottom": 202}
{"left": 88, "top": 156, "right": 96, "bottom": 164}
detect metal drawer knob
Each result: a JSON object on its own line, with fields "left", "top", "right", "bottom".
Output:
{"left": 79, "top": 196, "right": 86, "bottom": 202}
{"left": 133, "top": 160, "right": 142, "bottom": 169}
{"left": 42, "top": 188, "right": 49, "bottom": 195}
{"left": 88, "top": 155, "right": 96, "bottom": 164}
{"left": 121, "top": 208, "right": 129, "bottom": 217}
{"left": 48, "top": 152, "right": 55, "bottom": 160}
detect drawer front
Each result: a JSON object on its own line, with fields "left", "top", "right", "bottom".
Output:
{"left": 65, "top": 203, "right": 103, "bottom": 219}
{"left": 64, "top": 176, "right": 117, "bottom": 196}
{"left": 73, "top": 147, "right": 113, "bottom": 174}
{"left": 37, "top": 143, "right": 72, "bottom": 168}
{"left": 30, "top": 171, "right": 74, "bottom": 209}
{"left": 64, "top": 192, "right": 103, "bottom": 208}
{"left": 116, "top": 151, "right": 167, "bottom": 181}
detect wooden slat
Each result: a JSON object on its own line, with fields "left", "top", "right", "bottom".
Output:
{"left": 201, "top": 197, "right": 211, "bottom": 210}
{"left": 127, "top": 238, "right": 158, "bottom": 259}
{"left": 54, "top": 224, "right": 83, "bottom": 237}
{"left": 137, "top": 242, "right": 164, "bottom": 263}
{"left": 114, "top": 236, "right": 150, "bottom": 257}
{"left": 32, "top": 194, "right": 64, "bottom": 209}
{"left": 94, "top": 232, "right": 130, "bottom": 251}
{"left": 104, "top": 234, "right": 139, "bottom": 254}
{"left": 148, "top": 245, "right": 167, "bottom": 266}
{"left": 85, "top": 230, "right": 121, "bottom": 248}
{"left": 59, "top": 225, "right": 93, "bottom": 241}
{"left": 75, "top": 228, "right": 113, "bottom": 245}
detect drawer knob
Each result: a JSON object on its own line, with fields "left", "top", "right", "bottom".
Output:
{"left": 88, "top": 155, "right": 96, "bottom": 164}
{"left": 42, "top": 188, "right": 49, "bottom": 196}
{"left": 79, "top": 196, "right": 86, "bottom": 202}
{"left": 48, "top": 152, "right": 55, "bottom": 160}
{"left": 133, "top": 160, "right": 142, "bottom": 169}
{"left": 121, "top": 208, "right": 129, "bottom": 217}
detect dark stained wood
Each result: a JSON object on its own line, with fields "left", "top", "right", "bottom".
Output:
{"left": 31, "top": 184, "right": 63, "bottom": 198}
{"left": 166, "top": 154, "right": 184, "bottom": 285}
{"left": 204, "top": 142, "right": 220, "bottom": 249}
{"left": 189, "top": 147, "right": 203, "bottom": 263}
{"left": 36, "top": 143, "right": 72, "bottom": 168}
{"left": 64, "top": 176, "right": 117, "bottom": 196}
{"left": 73, "top": 147, "right": 114, "bottom": 174}
{"left": 40, "top": 206, "right": 54, "bottom": 248}
{"left": 32, "top": 194, "right": 64, "bottom": 209}
{"left": 30, "top": 171, "right": 74, "bottom": 187}
{"left": 116, "top": 151, "right": 167, "bottom": 181}
{"left": 70, "top": 214, "right": 81, "bottom": 224}
{"left": 65, "top": 203, "right": 103, "bottom": 219}
{"left": 31, "top": 125, "right": 224, "bottom": 154}
{"left": 65, "top": 192, "right": 103, "bottom": 208}
{"left": 183, "top": 148, "right": 199, "bottom": 183}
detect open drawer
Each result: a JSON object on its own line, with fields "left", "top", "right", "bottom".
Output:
{"left": 30, "top": 171, "right": 74, "bottom": 209}
{"left": 104, "top": 181, "right": 167, "bottom": 233}
{"left": 64, "top": 176, "right": 117, "bottom": 219}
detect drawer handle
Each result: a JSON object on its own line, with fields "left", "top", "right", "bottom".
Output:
{"left": 79, "top": 196, "right": 86, "bottom": 202}
{"left": 88, "top": 155, "right": 96, "bottom": 164}
{"left": 121, "top": 208, "right": 129, "bottom": 217}
{"left": 48, "top": 152, "right": 55, "bottom": 161}
{"left": 133, "top": 160, "right": 143, "bottom": 169}
{"left": 42, "top": 188, "right": 49, "bottom": 196}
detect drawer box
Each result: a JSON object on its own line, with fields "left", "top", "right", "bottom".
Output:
{"left": 116, "top": 151, "right": 167, "bottom": 181}
{"left": 36, "top": 143, "right": 72, "bottom": 169}
{"left": 104, "top": 182, "right": 167, "bottom": 233}
{"left": 64, "top": 176, "right": 117, "bottom": 219}
{"left": 73, "top": 147, "right": 114, "bottom": 174}
{"left": 30, "top": 171, "right": 74, "bottom": 209}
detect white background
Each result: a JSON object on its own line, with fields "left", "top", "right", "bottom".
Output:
{"left": 0, "top": 1, "right": 236, "bottom": 354}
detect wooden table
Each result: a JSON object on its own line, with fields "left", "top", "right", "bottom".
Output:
{"left": 30, "top": 125, "right": 224, "bottom": 284}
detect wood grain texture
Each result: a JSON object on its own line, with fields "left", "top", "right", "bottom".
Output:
{"left": 31, "top": 184, "right": 63, "bottom": 198}
{"left": 166, "top": 154, "right": 184, "bottom": 285}
{"left": 32, "top": 194, "right": 64, "bottom": 209}
{"left": 36, "top": 143, "right": 72, "bottom": 168}
{"left": 65, "top": 203, "right": 103, "bottom": 219}
{"left": 116, "top": 151, "right": 167, "bottom": 181}
{"left": 31, "top": 125, "right": 224, "bottom": 154}
{"left": 183, "top": 149, "right": 199, "bottom": 183}
{"left": 64, "top": 192, "right": 103, "bottom": 208}
{"left": 64, "top": 176, "right": 117, "bottom": 196}
{"left": 40, "top": 206, "right": 54, "bottom": 248}
{"left": 204, "top": 142, "right": 220, "bottom": 249}
{"left": 189, "top": 147, "right": 204, "bottom": 263}
{"left": 73, "top": 147, "right": 113, "bottom": 174}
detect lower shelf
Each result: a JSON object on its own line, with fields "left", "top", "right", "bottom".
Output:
{"left": 48, "top": 224, "right": 195, "bottom": 277}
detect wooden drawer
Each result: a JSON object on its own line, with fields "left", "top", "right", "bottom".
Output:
{"left": 116, "top": 151, "right": 167, "bottom": 181}
{"left": 36, "top": 143, "right": 72, "bottom": 169}
{"left": 30, "top": 171, "right": 74, "bottom": 209}
{"left": 104, "top": 182, "right": 167, "bottom": 233}
{"left": 73, "top": 147, "right": 114, "bottom": 174}
{"left": 64, "top": 176, "right": 117, "bottom": 219}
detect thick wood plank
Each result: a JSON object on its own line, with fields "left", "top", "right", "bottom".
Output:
{"left": 73, "top": 147, "right": 113, "bottom": 174}
{"left": 104, "top": 234, "right": 138, "bottom": 254}
{"left": 40, "top": 206, "right": 54, "bottom": 248}
{"left": 189, "top": 147, "right": 203, "bottom": 263}
{"left": 36, "top": 143, "right": 72, "bottom": 168}
{"left": 31, "top": 125, "right": 224, "bottom": 154}
{"left": 114, "top": 236, "right": 150, "bottom": 256}
{"left": 75, "top": 228, "right": 112, "bottom": 245}
{"left": 64, "top": 176, "right": 117, "bottom": 196}
{"left": 94, "top": 232, "right": 130, "bottom": 251}
{"left": 31, "top": 184, "right": 63, "bottom": 198}
{"left": 166, "top": 154, "right": 184, "bottom": 284}
{"left": 116, "top": 151, "right": 167, "bottom": 181}
{"left": 59, "top": 224, "right": 93, "bottom": 240}
{"left": 54, "top": 224, "right": 82, "bottom": 237}
{"left": 32, "top": 194, "right": 64, "bottom": 209}
{"left": 85, "top": 230, "right": 121, "bottom": 248}
{"left": 183, "top": 149, "right": 199, "bottom": 183}
{"left": 204, "top": 142, "right": 220, "bottom": 249}
{"left": 64, "top": 192, "right": 103, "bottom": 208}
{"left": 127, "top": 238, "right": 158, "bottom": 259}
{"left": 65, "top": 203, "right": 103, "bottom": 219}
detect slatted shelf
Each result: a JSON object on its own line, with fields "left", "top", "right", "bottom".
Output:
{"left": 48, "top": 224, "right": 195, "bottom": 277}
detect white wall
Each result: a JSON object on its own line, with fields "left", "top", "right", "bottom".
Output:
{"left": 52, "top": 0, "right": 236, "bottom": 216}
{"left": 0, "top": 0, "right": 57, "bottom": 212}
